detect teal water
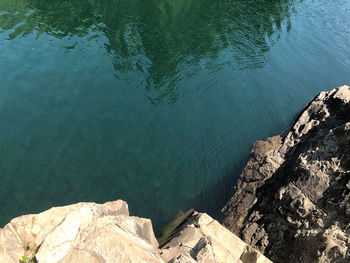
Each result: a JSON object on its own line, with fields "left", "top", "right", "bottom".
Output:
{"left": 0, "top": 0, "right": 349, "bottom": 230}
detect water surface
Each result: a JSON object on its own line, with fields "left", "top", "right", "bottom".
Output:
{"left": 0, "top": 0, "right": 349, "bottom": 230}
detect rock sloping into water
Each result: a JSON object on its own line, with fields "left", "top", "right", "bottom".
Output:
{"left": 160, "top": 211, "right": 272, "bottom": 263}
{"left": 0, "top": 200, "right": 271, "bottom": 263}
{"left": 222, "top": 85, "right": 350, "bottom": 262}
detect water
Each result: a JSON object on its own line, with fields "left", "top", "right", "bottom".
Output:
{"left": 0, "top": 0, "right": 349, "bottom": 231}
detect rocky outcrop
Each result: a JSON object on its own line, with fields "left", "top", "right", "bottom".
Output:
{"left": 0, "top": 200, "right": 162, "bottom": 263}
{"left": 222, "top": 85, "right": 350, "bottom": 262}
{"left": 0, "top": 200, "right": 271, "bottom": 263}
{"left": 160, "top": 211, "right": 272, "bottom": 263}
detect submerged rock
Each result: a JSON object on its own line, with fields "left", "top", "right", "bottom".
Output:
{"left": 222, "top": 85, "right": 350, "bottom": 262}
{"left": 0, "top": 200, "right": 271, "bottom": 262}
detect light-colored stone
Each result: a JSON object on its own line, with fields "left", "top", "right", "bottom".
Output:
{"left": 0, "top": 200, "right": 271, "bottom": 263}
{"left": 333, "top": 85, "right": 350, "bottom": 103}
{"left": 0, "top": 200, "right": 164, "bottom": 263}
{"left": 102, "top": 200, "right": 129, "bottom": 216}
{"left": 36, "top": 206, "right": 95, "bottom": 262}
{"left": 200, "top": 214, "right": 247, "bottom": 257}
{"left": 112, "top": 215, "right": 159, "bottom": 248}
{"left": 161, "top": 212, "right": 272, "bottom": 263}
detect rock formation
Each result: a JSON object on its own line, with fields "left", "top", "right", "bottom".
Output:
{"left": 0, "top": 200, "right": 162, "bottom": 263}
{"left": 222, "top": 85, "right": 350, "bottom": 262}
{"left": 160, "top": 211, "right": 271, "bottom": 263}
{"left": 0, "top": 200, "right": 271, "bottom": 263}
{"left": 4, "top": 86, "right": 349, "bottom": 263}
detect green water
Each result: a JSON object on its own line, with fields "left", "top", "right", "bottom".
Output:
{"left": 0, "top": 0, "right": 349, "bottom": 230}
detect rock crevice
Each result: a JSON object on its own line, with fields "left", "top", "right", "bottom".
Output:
{"left": 0, "top": 200, "right": 271, "bottom": 263}
{"left": 222, "top": 85, "right": 350, "bottom": 262}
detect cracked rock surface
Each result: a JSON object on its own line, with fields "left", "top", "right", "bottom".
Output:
{"left": 222, "top": 85, "right": 350, "bottom": 262}
{"left": 160, "top": 211, "right": 272, "bottom": 263}
{"left": 0, "top": 200, "right": 162, "bottom": 263}
{"left": 0, "top": 200, "right": 271, "bottom": 262}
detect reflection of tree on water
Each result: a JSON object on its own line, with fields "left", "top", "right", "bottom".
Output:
{"left": 0, "top": 0, "right": 296, "bottom": 104}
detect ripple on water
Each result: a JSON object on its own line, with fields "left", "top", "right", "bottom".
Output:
{"left": 0, "top": 0, "right": 349, "bottom": 230}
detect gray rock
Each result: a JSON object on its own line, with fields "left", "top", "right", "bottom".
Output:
{"left": 222, "top": 85, "right": 350, "bottom": 262}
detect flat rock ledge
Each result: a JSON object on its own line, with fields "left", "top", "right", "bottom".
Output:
{"left": 0, "top": 200, "right": 271, "bottom": 263}
{"left": 222, "top": 85, "right": 350, "bottom": 262}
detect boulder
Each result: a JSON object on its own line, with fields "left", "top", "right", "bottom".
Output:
{"left": 161, "top": 211, "right": 272, "bottom": 263}
{"left": 0, "top": 200, "right": 163, "bottom": 263}
{"left": 0, "top": 200, "right": 271, "bottom": 263}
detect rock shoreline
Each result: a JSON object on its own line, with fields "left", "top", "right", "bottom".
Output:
{"left": 2, "top": 85, "right": 350, "bottom": 263}
{"left": 222, "top": 85, "right": 350, "bottom": 262}
{"left": 0, "top": 200, "right": 271, "bottom": 263}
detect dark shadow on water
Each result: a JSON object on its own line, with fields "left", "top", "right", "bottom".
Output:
{"left": 156, "top": 153, "right": 249, "bottom": 234}
{"left": 190, "top": 157, "right": 249, "bottom": 220}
